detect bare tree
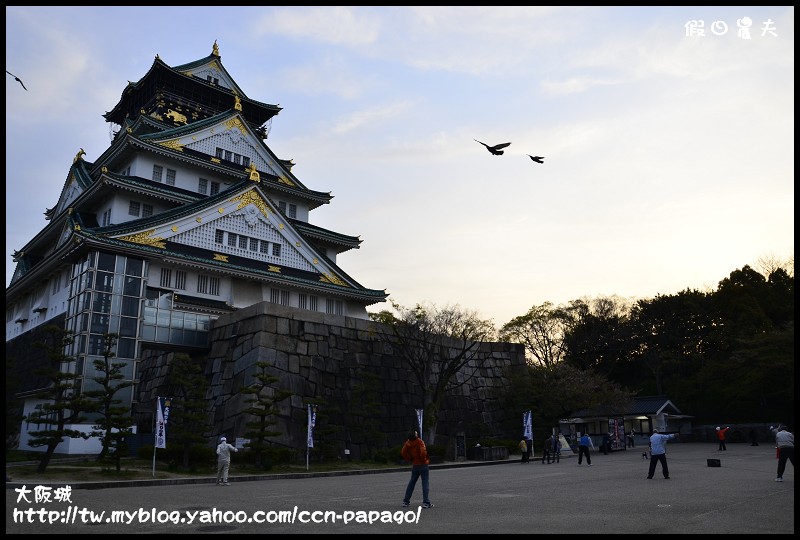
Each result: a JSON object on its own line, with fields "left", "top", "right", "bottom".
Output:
{"left": 371, "top": 301, "right": 496, "bottom": 445}
{"left": 499, "top": 301, "right": 568, "bottom": 368}
{"left": 755, "top": 252, "right": 794, "bottom": 279}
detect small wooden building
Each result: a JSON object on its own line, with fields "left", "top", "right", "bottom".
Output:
{"left": 559, "top": 395, "right": 694, "bottom": 450}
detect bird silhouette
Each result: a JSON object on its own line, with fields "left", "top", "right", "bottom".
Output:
{"left": 474, "top": 139, "right": 511, "bottom": 155}
{"left": 527, "top": 155, "right": 545, "bottom": 164}
{"left": 6, "top": 70, "right": 27, "bottom": 90}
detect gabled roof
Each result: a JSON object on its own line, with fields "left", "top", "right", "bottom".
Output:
{"left": 565, "top": 396, "right": 683, "bottom": 419}
{"left": 103, "top": 51, "right": 281, "bottom": 128}
{"left": 92, "top": 110, "right": 332, "bottom": 210}
{"left": 73, "top": 181, "right": 387, "bottom": 303}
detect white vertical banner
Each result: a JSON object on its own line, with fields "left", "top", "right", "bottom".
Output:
{"left": 523, "top": 410, "right": 533, "bottom": 440}
{"left": 415, "top": 409, "right": 423, "bottom": 436}
{"left": 307, "top": 404, "right": 317, "bottom": 448}
{"left": 155, "top": 396, "right": 171, "bottom": 449}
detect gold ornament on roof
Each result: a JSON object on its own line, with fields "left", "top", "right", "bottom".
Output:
{"left": 247, "top": 162, "right": 260, "bottom": 182}
{"left": 320, "top": 273, "right": 348, "bottom": 287}
{"left": 73, "top": 148, "right": 86, "bottom": 163}
{"left": 118, "top": 230, "right": 166, "bottom": 249}
{"left": 234, "top": 94, "right": 242, "bottom": 111}
{"left": 212, "top": 40, "right": 220, "bottom": 57}
{"left": 231, "top": 190, "right": 268, "bottom": 217}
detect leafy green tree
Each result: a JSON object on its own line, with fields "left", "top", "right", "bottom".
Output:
{"left": 27, "top": 325, "right": 92, "bottom": 473}
{"left": 561, "top": 296, "right": 633, "bottom": 380}
{"left": 502, "top": 362, "right": 634, "bottom": 436}
{"left": 164, "top": 353, "right": 210, "bottom": 469}
{"left": 84, "top": 333, "right": 133, "bottom": 470}
{"left": 371, "top": 301, "right": 496, "bottom": 445}
{"left": 241, "top": 360, "right": 291, "bottom": 467}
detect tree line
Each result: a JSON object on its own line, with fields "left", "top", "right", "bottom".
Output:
{"left": 8, "top": 258, "right": 792, "bottom": 469}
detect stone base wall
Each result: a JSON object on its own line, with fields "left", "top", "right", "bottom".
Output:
{"left": 136, "top": 302, "right": 527, "bottom": 459}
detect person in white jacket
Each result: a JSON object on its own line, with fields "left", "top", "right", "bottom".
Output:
{"left": 216, "top": 436, "right": 238, "bottom": 485}
{"left": 770, "top": 425, "right": 794, "bottom": 482}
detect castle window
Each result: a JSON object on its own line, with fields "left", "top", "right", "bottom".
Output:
{"left": 210, "top": 181, "right": 220, "bottom": 195}
{"left": 249, "top": 238, "right": 259, "bottom": 251}
{"left": 198, "top": 275, "right": 220, "bottom": 296}
{"left": 224, "top": 150, "right": 233, "bottom": 162}
{"left": 206, "top": 75, "right": 219, "bottom": 85}
{"left": 197, "top": 274, "right": 208, "bottom": 294}
{"left": 166, "top": 168, "right": 176, "bottom": 186}
{"left": 326, "top": 299, "right": 343, "bottom": 315}
{"left": 288, "top": 204, "right": 297, "bottom": 218}
{"left": 175, "top": 270, "right": 186, "bottom": 290}
{"left": 215, "top": 229, "right": 224, "bottom": 244}
{"left": 101, "top": 209, "right": 112, "bottom": 226}
{"left": 259, "top": 240, "right": 269, "bottom": 254}
{"left": 270, "top": 288, "right": 289, "bottom": 306}
{"left": 242, "top": 156, "right": 251, "bottom": 167}
{"left": 227, "top": 233, "right": 237, "bottom": 247}
{"left": 238, "top": 235, "right": 248, "bottom": 249}
{"left": 152, "top": 165, "right": 163, "bottom": 182}
{"left": 128, "top": 201, "right": 141, "bottom": 217}
{"left": 160, "top": 268, "right": 172, "bottom": 288}
{"left": 272, "top": 244, "right": 281, "bottom": 257}
{"left": 278, "top": 201, "right": 286, "bottom": 214}
{"left": 142, "top": 204, "right": 153, "bottom": 217}
{"left": 299, "top": 294, "right": 318, "bottom": 311}
{"left": 199, "top": 178, "right": 208, "bottom": 194}
{"left": 215, "top": 147, "right": 224, "bottom": 159}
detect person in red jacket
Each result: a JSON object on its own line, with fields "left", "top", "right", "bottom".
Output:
{"left": 401, "top": 430, "right": 433, "bottom": 508}
{"left": 716, "top": 426, "right": 731, "bottom": 451}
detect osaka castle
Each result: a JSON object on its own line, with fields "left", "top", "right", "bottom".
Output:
{"left": 6, "top": 42, "right": 387, "bottom": 451}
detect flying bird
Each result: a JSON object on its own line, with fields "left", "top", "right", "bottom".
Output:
{"left": 527, "top": 155, "right": 545, "bottom": 164}
{"left": 6, "top": 70, "right": 27, "bottom": 90}
{"left": 474, "top": 139, "right": 511, "bottom": 155}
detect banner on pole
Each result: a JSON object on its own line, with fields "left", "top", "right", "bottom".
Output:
{"left": 523, "top": 410, "right": 533, "bottom": 440}
{"left": 155, "top": 397, "right": 172, "bottom": 449}
{"left": 415, "top": 408, "right": 423, "bottom": 436}
{"left": 307, "top": 404, "right": 317, "bottom": 448}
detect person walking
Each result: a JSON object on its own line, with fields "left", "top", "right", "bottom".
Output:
{"left": 770, "top": 425, "right": 794, "bottom": 482}
{"left": 577, "top": 433, "right": 593, "bottom": 466}
{"left": 541, "top": 434, "right": 553, "bottom": 464}
{"left": 526, "top": 435, "right": 534, "bottom": 463}
{"left": 401, "top": 429, "right": 433, "bottom": 508}
{"left": 716, "top": 426, "right": 731, "bottom": 451}
{"left": 647, "top": 427, "right": 676, "bottom": 479}
{"left": 519, "top": 438, "right": 529, "bottom": 463}
{"left": 602, "top": 432, "right": 610, "bottom": 455}
{"left": 553, "top": 435, "right": 562, "bottom": 464}
{"left": 216, "top": 436, "right": 238, "bottom": 486}
{"left": 627, "top": 428, "right": 636, "bottom": 448}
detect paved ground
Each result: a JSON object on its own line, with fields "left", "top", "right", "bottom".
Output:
{"left": 6, "top": 443, "right": 793, "bottom": 534}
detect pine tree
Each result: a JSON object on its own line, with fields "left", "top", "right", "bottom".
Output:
{"left": 27, "top": 325, "right": 92, "bottom": 473}
{"left": 241, "top": 361, "right": 291, "bottom": 467}
{"left": 164, "top": 353, "right": 210, "bottom": 469}
{"left": 84, "top": 333, "right": 133, "bottom": 471}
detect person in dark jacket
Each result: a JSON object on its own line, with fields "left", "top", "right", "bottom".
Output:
{"left": 401, "top": 430, "right": 433, "bottom": 508}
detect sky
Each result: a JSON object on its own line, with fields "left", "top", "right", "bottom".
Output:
{"left": 5, "top": 6, "right": 795, "bottom": 327}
